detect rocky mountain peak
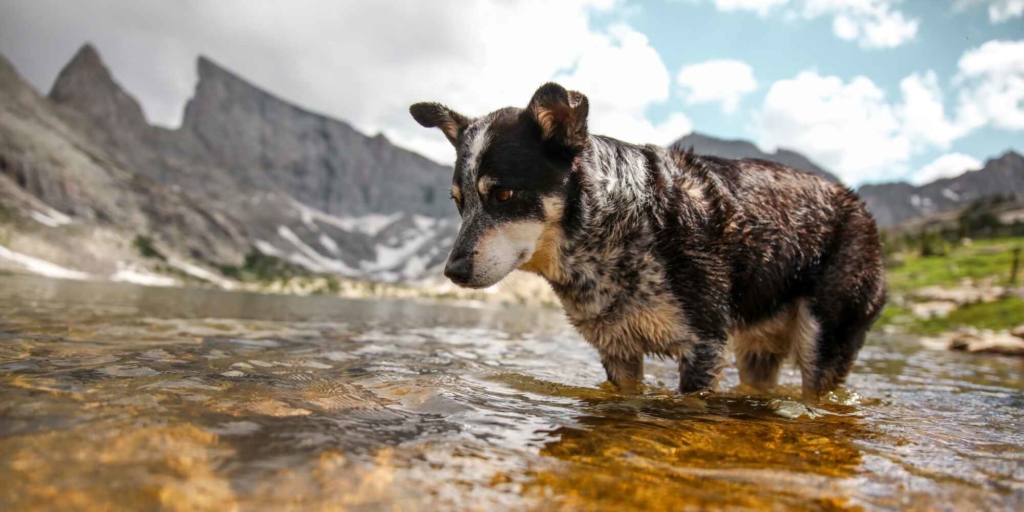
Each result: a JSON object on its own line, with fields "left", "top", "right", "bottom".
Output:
{"left": 48, "top": 43, "right": 148, "bottom": 128}
{"left": 858, "top": 149, "right": 1024, "bottom": 226}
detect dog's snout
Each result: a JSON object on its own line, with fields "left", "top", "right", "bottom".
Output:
{"left": 444, "top": 257, "right": 473, "bottom": 284}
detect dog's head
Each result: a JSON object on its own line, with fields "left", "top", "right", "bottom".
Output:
{"left": 410, "top": 82, "right": 589, "bottom": 288}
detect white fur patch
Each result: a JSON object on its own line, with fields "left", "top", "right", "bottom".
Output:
{"left": 471, "top": 220, "right": 544, "bottom": 287}
{"left": 464, "top": 121, "right": 491, "bottom": 180}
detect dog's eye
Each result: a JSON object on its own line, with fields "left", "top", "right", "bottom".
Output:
{"left": 494, "top": 188, "right": 514, "bottom": 202}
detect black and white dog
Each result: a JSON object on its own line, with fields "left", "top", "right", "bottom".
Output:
{"left": 410, "top": 83, "right": 886, "bottom": 400}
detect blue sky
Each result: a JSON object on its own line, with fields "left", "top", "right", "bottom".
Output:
{"left": 594, "top": 0, "right": 1024, "bottom": 185}
{"left": 0, "top": 0, "right": 1021, "bottom": 187}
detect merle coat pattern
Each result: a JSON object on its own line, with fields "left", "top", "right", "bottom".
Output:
{"left": 410, "top": 83, "right": 886, "bottom": 400}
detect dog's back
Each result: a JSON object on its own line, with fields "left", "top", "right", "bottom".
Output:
{"left": 663, "top": 150, "right": 886, "bottom": 397}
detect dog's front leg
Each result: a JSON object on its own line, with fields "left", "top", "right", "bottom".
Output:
{"left": 678, "top": 338, "right": 728, "bottom": 393}
{"left": 600, "top": 352, "right": 644, "bottom": 391}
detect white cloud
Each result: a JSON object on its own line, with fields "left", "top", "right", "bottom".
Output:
{"left": 756, "top": 71, "right": 911, "bottom": 184}
{"left": 711, "top": 0, "right": 790, "bottom": 16}
{"left": 696, "top": 0, "right": 917, "bottom": 48}
{"left": 555, "top": 24, "right": 693, "bottom": 145}
{"left": 676, "top": 59, "right": 758, "bottom": 113}
{"left": 953, "top": 0, "right": 1024, "bottom": 23}
{"left": 954, "top": 39, "right": 1024, "bottom": 132}
{"left": 755, "top": 39, "right": 1024, "bottom": 185}
{"left": 910, "top": 153, "right": 983, "bottom": 185}
{"left": 0, "top": 0, "right": 693, "bottom": 164}
{"left": 898, "top": 71, "right": 964, "bottom": 150}
{"left": 801, "top": 0, "right": 919, "bottom": 49}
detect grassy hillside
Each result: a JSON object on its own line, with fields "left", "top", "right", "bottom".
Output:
{"left": 880, "top": 235, "right": 1023, "bottom": 335}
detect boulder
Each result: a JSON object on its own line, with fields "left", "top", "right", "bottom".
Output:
{"left": 948, "top": 330, "right": 1024, "bottom": 357}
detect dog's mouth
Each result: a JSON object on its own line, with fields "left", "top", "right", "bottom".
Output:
{"left": 445, "top": 250, "right": 534, "bottom": 289}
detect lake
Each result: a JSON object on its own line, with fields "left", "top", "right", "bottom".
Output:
{"left": 1, "top": 274, "right": 1021, "bottom": 510}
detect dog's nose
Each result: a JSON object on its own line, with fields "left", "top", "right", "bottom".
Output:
{"left": 444, "top": 257, "right": 473, "bottom": 284}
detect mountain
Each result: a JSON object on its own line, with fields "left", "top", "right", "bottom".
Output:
{"left": 672, "top": 132, "right": 841, "bottom": 184}
{"left": 1, "top": 44, "right": 458, "bottom": 284}
{"left": 858, "top": 151, "right": 1024, "bottom": 226}
{"left": 0, "top": 51, "right": 250, "bottom": 278}
{"left": 3, "top": 43, "right": 1019, "bottom": 286}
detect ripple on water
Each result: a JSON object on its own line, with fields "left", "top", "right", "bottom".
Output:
{"left": 0, "top": 275, "right": 1022, "bottom": 510}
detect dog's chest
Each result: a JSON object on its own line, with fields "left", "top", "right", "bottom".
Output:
{"left": 553, "top": 241, "right": 694, "bottom": 357}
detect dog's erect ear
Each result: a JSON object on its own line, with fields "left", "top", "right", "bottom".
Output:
{"left": 409, "top": 102, "right": 470, "bottom": 147}
{"left": 527, "top": 82, "right": 589, "bottom": 151}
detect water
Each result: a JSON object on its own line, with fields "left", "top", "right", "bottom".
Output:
{"left": 0, "top": 274, "right": 1021, "bottom": 511}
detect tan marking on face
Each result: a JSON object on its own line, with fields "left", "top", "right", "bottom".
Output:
{"left": 451, "top": 185, "right": 462, "bottom": 206}
{"left": 477, "top": 176, "right": 497, "bottom": 196}
{"left": 519, "top": 196, "right": 566, "bottom": 282}
{"left": 468, "top": 220, "right": 544, "bottom": 287}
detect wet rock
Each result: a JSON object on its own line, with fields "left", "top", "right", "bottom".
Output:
{"left": 1011, "top": 324, "right": 1024, "bottom": 340}
{"left": 911, "top": 286, "right": 1005, "bottom": 306}
{"left": 947, "top": 330, "right": 1024, "bottom": 357}
{"left": 768, "top": 400, "right": 826, "bottom": 419}
{"left": 911, "top": 301, "right": 957, "bottom": 319}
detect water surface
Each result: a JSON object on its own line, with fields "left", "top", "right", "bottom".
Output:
{"left": 1, "top": 274, "right": 1021, "bottom": 510}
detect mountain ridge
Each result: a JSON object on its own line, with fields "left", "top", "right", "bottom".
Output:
{"left": 672, "top": 132, "right": 841, "bottom": 184}
{"left": 858, "top": 150, "right": 1024, "bottom": 226}
{"left": 2, "top": 43, "right": 1022, "bottom": 286}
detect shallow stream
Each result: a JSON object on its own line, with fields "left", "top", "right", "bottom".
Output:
{"left": 1, "top": 274, "right": 1021, "bottom": 510}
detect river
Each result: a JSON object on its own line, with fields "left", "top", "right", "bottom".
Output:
{"left": 1, "top": 274, "right": 1021, "bottom": 510}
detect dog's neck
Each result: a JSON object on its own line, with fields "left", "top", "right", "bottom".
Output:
{"left": 522, "top": 135, "right": 690, "bottom": 291}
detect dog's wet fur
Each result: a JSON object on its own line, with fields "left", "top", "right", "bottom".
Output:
{"left": 410, "top": 83, "right": 886, "bottom": 401}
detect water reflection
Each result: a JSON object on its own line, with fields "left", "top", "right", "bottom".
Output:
{"left": 0, "top": 274, "right": 1022, "bottom": 510}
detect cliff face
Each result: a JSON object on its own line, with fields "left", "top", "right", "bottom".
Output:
{"left": 0, "top": 51, "right": 250, "bottom": 274}
{"left": 1, "top": 44, "right": 458, "bottom": 283}
{"left": 182, "top": 57, "right": 453, "bottom": 217}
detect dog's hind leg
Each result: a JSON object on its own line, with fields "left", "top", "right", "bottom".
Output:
{"left": 801, "top": 207, "right": 886, "bottom": 401}
{"left": 732, "top": 304, "right": 803, "bottom": 392}
{"left": 736, "top": 349, "right": 784, "bottom": 391}
{"left": 800, "top": 320, "right": 871, "bottom": 401}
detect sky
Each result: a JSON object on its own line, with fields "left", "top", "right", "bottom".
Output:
{"left": 0, "top": 0, "right": 1021, "bottom": 187}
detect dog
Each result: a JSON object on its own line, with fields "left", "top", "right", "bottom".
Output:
{"left": 410, "top": 82, "right": 886, "bottom": 401}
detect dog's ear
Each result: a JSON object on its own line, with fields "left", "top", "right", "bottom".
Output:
{"left": 527, "top": 82, "right": 589, "bottom": 151}
{"left": 409, "top": 102, "right": 470, "bottom": 147}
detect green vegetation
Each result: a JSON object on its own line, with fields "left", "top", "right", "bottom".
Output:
{"left": 898, "top": 296, "right": 1024, "bottom": 335}
{"left": 0, "top": 203, "right": 13, "bottom": 225}
{"left": 885, "top": 237, "right": 1023, "bottom": 293}
{"left": 878, "top": 227, "right": 1024, "bottom": 335}
{"left": 133, "top": 235, "right": 166, "bottom": 261}
{"left": 217, "top": 249, "right": 311, "bottom": 282}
